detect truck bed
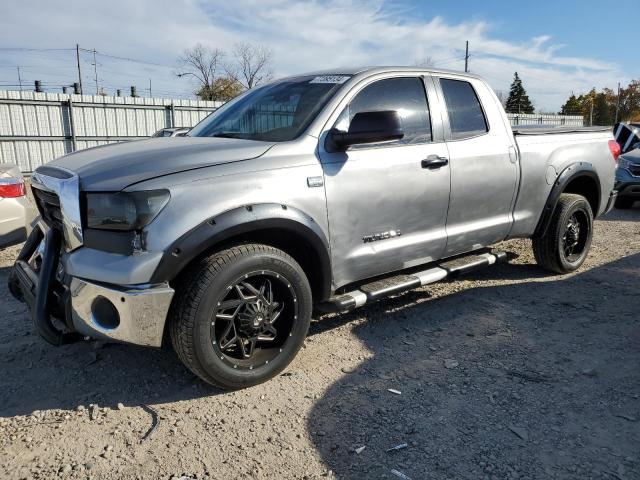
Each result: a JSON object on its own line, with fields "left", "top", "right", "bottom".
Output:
{"left": 508, "top": 127, "right": 614, "bottom": 239}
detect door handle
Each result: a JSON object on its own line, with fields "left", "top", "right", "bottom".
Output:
{"left": 421, "top": 155, "right": 449, "bottom": 169}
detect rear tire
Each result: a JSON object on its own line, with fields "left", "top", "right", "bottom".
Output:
{"left": 533, "top": 193, "right": 593, "bottom": 274}
{"left": 169, "top": 244, "right": 312, "bottom": 390}
{"left": 614, "top": 197, "right": 635, "bottom": 209}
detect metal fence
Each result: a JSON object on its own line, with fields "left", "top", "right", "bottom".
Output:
{"left": 0, "top": 89, "right": 588, "bottom": 173}
{"left": 507, "top": 113, "right": 584, "bottom": 127}
{"left": 0, "top": 90, "right": 220, "bottom": 172}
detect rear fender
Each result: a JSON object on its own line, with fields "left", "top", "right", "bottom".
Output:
{"left": 534, "top": 162, "right": 600, "bottom": 238}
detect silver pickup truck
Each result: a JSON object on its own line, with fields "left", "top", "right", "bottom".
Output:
{"left": 9, "top": 67, "right": 618, "bottom": 389}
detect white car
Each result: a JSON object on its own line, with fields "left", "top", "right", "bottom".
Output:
{"left": 0, "top": 164, "right": 33, "bottom": 249}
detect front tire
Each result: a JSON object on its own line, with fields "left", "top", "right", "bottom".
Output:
{"left": 170, "top": 244, "right": 312, "bottom": 390}
{"left": 533, "top": 193, "right": 593, "bottom": 274}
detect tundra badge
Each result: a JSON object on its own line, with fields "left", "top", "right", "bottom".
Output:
{"left": 363, "top": 230, "right": 402, "bottom": 243}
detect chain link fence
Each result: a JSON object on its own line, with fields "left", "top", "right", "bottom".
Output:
{"left": 506, "top": 113, "right": 584, "bottom": 127}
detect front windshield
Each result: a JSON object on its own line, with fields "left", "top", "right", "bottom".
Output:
{"left": 189, "top": 75, "right": 351, "bottom": 142}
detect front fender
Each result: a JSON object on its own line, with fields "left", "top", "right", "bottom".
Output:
{"left": 149, "top": 203, "right": 332, "bottom": 298}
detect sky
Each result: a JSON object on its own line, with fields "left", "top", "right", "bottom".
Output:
{"left": 0, "top": 0, "right": 636, "bottom": 111}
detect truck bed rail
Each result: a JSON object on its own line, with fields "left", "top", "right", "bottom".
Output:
{"left": 512, "top": 126, "right": 611, "bottom": 135}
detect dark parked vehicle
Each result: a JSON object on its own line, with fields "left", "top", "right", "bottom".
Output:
{"left": 615, "top": 146, "right": 640, "bottom": 208}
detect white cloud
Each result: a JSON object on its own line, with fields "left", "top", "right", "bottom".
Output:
{"left": 0, "top": 0, "right": 625, "bottom": 110}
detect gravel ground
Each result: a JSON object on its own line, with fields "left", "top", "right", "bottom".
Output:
{"left": 1, "top": 208, "right": 639, "bottom": 480}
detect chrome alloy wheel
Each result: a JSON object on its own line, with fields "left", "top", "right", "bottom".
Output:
{"left": 210, "top": 271, "right": 298, "bottom": 370}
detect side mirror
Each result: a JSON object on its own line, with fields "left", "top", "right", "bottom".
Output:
{"left": 326, "top": 110, "right": 404, "bottom": 151}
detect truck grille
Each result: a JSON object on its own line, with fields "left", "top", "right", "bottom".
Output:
{"left": 33, "top": 187, "right": 64, "bottom": 231}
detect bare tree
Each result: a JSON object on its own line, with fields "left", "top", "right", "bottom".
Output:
{"left": 176, "top": 44, "right": 224, "bottom": 97}
{"left": 414, "top": 57, "right": 435, "bottom": 68}
{"left": 226, "top": 42, "right": 273, "bottom": 90}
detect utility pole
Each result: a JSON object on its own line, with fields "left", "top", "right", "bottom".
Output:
{"left": 92, "top": 49, "right": 99, "bottom": 95}
{"left": 76, "top": 44, "right": 83, "bottom": 95}
{"left": 17, "top": 67, "right": 22, "bottom": 90}
{"left": 149, "top": 78, "right": 152, "bottom": 98}
{"left": 615, "top": 82, "right": 621, "bottom": 124}
{"left": 464, "top": 41, "right": 469, "bottom": 73}
{"left": 590, "top": 98, "right": 594, "bottom": 126}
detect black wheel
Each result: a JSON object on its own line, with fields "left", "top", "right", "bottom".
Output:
{"left": 169, "top": 244, "right": 312, "bottom": 390}
{"left": 614, "top": 197, "right": 635, "bottom": 209}
{"left": 533, "top": 193, "right": 593, "bottom": 274}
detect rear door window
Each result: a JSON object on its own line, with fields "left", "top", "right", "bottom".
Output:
{"left": 334, "top": 77, "right": 432, "bottom": 147}
{"left": 439, "top": 78, "right": 488, "bottom": 140}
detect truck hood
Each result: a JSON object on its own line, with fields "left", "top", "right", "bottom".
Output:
{"left": 47, "top": 137, "right": 275, "bottom": 191}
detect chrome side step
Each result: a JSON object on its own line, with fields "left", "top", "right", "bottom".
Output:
{"left": 318, "top": 251, "right": 507, "bottom": 313}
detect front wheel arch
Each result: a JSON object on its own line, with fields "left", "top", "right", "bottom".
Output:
{"left": 151, "top": 204, "right": 333, "bottom": 302}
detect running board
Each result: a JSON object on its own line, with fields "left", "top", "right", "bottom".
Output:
{"left": 318, "top": 251, "right": 508, "bottom": 313}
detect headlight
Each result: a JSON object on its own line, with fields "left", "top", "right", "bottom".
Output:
{"left": 84, "top": 190, "right": 170, "bottom": 231}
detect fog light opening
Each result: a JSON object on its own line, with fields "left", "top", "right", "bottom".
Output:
{"left": 91, "top": 296, "right": 120, "bottom": 330}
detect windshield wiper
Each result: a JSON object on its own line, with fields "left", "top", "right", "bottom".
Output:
{"left": 210, "top": 131, "right": 247, "bottom": 139}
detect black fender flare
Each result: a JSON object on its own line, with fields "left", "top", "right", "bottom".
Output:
{"left": 149, "top": 203, "right": 332, "bottom": 300}
{"left": 534, "top": 162, "right": 600, "bottom": 238}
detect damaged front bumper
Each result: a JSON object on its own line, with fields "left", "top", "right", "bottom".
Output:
{"left": 9, "top": 222, "right": 174, "bottom": 347}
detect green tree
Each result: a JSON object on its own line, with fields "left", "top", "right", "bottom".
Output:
{"left": 197, "top": 76, "right": 244, "bottom": 102}
{"left": 619, "top": 80, "right": 640, "bottom": 122}
{"left": 560, "top": 94, "right": 582, "bottom": 116}
{"left": 505, "top": 72, "right": 534, "bottom": 114}
{"left": 592, "top": 92, "right": 614, "bottom": 126}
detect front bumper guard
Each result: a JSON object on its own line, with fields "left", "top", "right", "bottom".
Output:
{"left": 10, "top": 224, "right": 175, "bottom": 347}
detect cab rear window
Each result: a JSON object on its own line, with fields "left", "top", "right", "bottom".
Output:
{"left": 440, "top": 79, "right": 488, "bottom": 140}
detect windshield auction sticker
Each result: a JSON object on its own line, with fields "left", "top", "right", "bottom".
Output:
{"left": 309, "top": 75, "right": 350, "bottom": 84}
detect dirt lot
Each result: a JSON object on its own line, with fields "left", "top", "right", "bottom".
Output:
{"left": 1, "top": 208, "right": 639, "bottom": 480}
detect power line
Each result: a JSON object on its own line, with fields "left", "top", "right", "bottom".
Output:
{"left": 0, "top": 47, "right": 75, "bottom": 52}
{"left": 432, "top": 56, "right": 463, "bottom": 67}
{"left": 79, "top": 47, "right": 173, "bottom": 68}
{"left": 0, "top": 45, "right": 197, "bottom": 98}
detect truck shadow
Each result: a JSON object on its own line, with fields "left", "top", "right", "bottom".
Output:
{"left": 1, "top": 254, "right": 639, "bottom": 479}
{"left": 598, "top": 205, "right": 640, "bottom": 222}
{"left": 0, "top": 268, "right": 221, "bottom": 417}
{"left": 306, "top": 253, "right": 640, "bottom": 479}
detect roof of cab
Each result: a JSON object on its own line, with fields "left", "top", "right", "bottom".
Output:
{"left": 285, "top": 66, "right": 483, "bottom": 80}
